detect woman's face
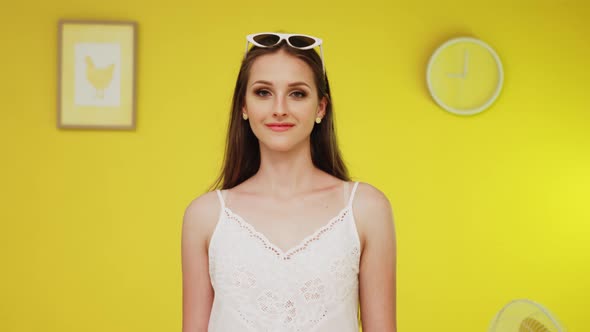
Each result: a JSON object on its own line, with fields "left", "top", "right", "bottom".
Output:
{"left": 243, "top": 49, "right": 327, "bottom": 153}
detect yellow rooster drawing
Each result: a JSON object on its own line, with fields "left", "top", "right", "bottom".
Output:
{"left": 85, "top": 56, "right": 115, "bottom": 99}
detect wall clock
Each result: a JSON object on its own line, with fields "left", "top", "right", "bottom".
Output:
{"left": 426, "top": 37, "right": 504, "bottom": 115}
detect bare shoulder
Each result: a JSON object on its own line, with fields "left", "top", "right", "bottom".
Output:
{"left": 182, "top": 190, "right": 222, "bottom": 248}
{"left": 354, "top": 182, "right": 392, "bottom": 211}
{"left": 352, "top": 182, "right": 395, "bottom": 251}
{"left": 354, "top": 182, "right": 394, "bottom": 222}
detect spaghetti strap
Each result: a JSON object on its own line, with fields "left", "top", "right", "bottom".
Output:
{"left": 215, "top": 189, "right": 225, "bottom": 210}
{"left": 347, "top": 181, "right": 360, "bottom": 207}
{"left": 342, "top": 181, "right": 349, "bottom": 205}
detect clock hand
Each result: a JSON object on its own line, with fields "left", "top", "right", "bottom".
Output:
{"left": 448, "top": 50, "right": 470, "bottom": 78}
{"left": 463, "top": 49, "right": 469, "bottom": 78}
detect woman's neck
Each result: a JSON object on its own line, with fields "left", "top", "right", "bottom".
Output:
{"left": 251, "top": 141, "right": 322, "bottom": 198}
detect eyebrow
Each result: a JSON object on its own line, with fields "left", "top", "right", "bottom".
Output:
{"left": 250, "top": 80, "right": 311, "bottom": 89}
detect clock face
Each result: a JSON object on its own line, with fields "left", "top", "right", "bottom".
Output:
{"left": 427, "top": 37, "right": 504, "bottom": 115}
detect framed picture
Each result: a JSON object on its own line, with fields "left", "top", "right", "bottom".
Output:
{"left": 57, "top": 20, "right": 137, "bottom": 129}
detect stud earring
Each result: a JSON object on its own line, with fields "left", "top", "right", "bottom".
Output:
{"left": 242, "top": 113, "right": 248, "bottom": 120}
{"left": 315, "top": 117, "right": 322, "bottom": 124}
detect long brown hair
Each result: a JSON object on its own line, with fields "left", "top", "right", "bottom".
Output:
{"left": 208, "top": 40, "right": 350, "bottom": 191}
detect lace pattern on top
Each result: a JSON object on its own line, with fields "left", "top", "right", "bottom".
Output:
{"left": 210, "top": 244, "right": 361, "bottom": 331}
{"left": 222, "top": 206, "right": 352, "bottom": 261}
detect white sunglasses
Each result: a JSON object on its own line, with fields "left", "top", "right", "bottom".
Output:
{"left": 245, "top": 32, "right": 325, "bottom": 73}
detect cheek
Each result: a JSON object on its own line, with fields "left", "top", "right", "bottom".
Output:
{"left": 291, "top": 99, "right": 319, "bottom": 115}
{"left": 244, "top": 97, "right": 267, "bottom": 112}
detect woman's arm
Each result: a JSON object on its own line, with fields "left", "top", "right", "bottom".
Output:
{"left": 356, "top": 183, "right": 397, "bottom": 331}
{"left": 181, "top": 192, "right": 218, "bottom": 332}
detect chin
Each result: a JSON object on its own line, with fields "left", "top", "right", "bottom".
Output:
{"left": 266, "top": 143, "right": 296, "bottom": 153}
{"left": 260, "top": 138, "right": 303, "bottom": 153}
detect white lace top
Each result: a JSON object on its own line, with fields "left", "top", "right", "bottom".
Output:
{"left": 207, "top": 181, "right": 361, "bottom": 332}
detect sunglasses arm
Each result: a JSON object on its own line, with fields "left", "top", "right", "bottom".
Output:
{"left": 320, "top": 44, "right": 325, "bottom": 74}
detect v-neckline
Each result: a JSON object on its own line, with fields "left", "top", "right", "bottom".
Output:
{"left": 222, "top": 205, "right": 352, "bottom": 260}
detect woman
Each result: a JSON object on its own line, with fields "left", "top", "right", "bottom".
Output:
{"left": 182, "top": 32, "right": 396, "bottom": 331}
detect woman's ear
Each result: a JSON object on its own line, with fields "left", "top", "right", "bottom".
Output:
{"left": 317, "top": 96, "right": 328, "bottom": 118}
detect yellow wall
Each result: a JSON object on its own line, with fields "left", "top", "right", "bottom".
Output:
{"left": 1, "top": 0, "right": 588, "bottom": 331}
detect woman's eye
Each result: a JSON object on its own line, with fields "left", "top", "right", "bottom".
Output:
{"left": 255, "top": 89, "right": 271, "bottom": 97}
{"left": 253, "top": 89, "right": 306, "bottom": 98}
{"left": 291, "top": 91, "right": 306, "bottom": 98}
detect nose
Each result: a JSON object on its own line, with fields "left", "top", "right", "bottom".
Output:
{"left": 273, "top": 94, "right": 288, "bottom": 117}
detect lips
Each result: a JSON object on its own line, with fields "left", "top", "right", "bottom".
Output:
{"left": 266, "top": 123, "right": 294, "bottom": 132}
{"left": 266, "top": 124, "right": 294, "bottom": 127}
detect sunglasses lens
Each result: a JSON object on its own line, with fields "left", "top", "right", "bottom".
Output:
{"left": 253, "top": 34, "right": 281, "bottom": 46}
{"left": 288, "top": 35, "right": 316, "bottom": 48}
